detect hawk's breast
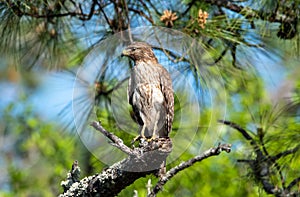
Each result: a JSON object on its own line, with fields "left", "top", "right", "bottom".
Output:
{"left": 130, "top": 62, "right": 165, "bottom": 116}
{"left": 152, "top": 85, "right": 164, "bottom": 104}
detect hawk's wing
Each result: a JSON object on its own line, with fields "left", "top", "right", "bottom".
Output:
{"left": 159, "top": 66, "right": 174, "bottom": 135}
{"left": 127, "top": 74, "right": 144, "bottom": 126}
{"left": 127, "top": 76, "right": 133, "bottom": 105}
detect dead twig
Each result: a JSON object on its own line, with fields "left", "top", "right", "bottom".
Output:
{"left": 148, "top": 143, "right": 231, "bottom": 197}
{"left": 90, "top": 121, "right": 134, "bottom": 155}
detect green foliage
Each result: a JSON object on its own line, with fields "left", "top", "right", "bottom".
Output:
{"left": 0, "top": 100, "right": 84, "bottom": 196}
{"left": 1, "top": 0, "right": 300, "bottom": 196}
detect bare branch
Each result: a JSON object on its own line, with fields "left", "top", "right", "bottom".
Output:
{"left": 90, "top": 121, "right": 134, "bottom": 155}
{"left": 218, "top": 120, "right": 253, "bottom": 140}
{"left": 148, "top": 143, "right": 231, "bottom": 197}
{"left": 60, "top": 122, "right": 173, "bottom": 197}
{"left": 144, "top": 0, "right": 161, "bottom": 16}
{"left": 61, "top": 160, "right": 81, "bottom": 192}
{"left": 79, "top": 0, "right": 97, "bottom": 21}
{"left": 128, "top": 7, "right": 154, "bottom": 24}
{"left": 138, "top": 0, "right": 154, "bottom": 21}
{"left": 123, "top": 0, "right": 133, "bottom": 42}
{"left": 97, "top": 1, "right": 114, "bottom": 31}
{"left": 61, "top": 121, "right": 232, "bottom": 196}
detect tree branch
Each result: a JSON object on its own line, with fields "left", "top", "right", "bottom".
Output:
{"left": 90, "top": 121, "right": 134, "bottom": 155}
{"left": 220, "top": 119, "right": 300, "bottom": 196}
{"left": 270, "top": 145, "right": 300, "bottom": 161}
{"left": 4, "top": 0, "right": 98, "bottom": 21}
{"left": 60, "top": 121, "right": 232, "bottom": 196}
{"left": 60, "top": 121, "right": 172, "bottom": 197}
{"left": 287, "top": 176, "right": 300, "bottom": 191}
{"left": 219, "top": 120, "right": 276, "bottom": 194}
{"left": 202, "top": 0, "right": 296, "bottom": 24}
{"left": 97, "top": 1, "right": 114, "bottom": 31}
{"left": 148, "top": 143, "right": 231, "bottom": 197}
{"left": 218, "top": 120, "right": 253, "bottom": 140}
{"left": 128, "top": 7, "right": 154, "bottom": 24}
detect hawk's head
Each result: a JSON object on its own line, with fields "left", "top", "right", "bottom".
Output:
{"left": 122, "top": 42, "right": 158, "bottom": 63}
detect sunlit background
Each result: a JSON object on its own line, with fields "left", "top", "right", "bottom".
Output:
{"left": 1, "top": 0, "right": 300, "bottom": 196}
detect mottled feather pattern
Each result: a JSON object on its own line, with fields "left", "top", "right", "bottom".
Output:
{"left": 159, "top": 68, "right": 174, "bottom": 134}
{"left": 124, "top": 42, "right": 174, "bottom": 138}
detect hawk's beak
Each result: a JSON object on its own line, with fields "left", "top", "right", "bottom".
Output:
{"left": 121, "top": 49, "right": 129, "bottom": 57}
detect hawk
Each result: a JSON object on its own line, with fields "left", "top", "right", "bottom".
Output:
{"left": 122, "top": 42, "right": 174, "bottom": 141}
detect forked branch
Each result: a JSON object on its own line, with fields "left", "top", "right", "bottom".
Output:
{"left": 149, "top": 143, "right": 231, "bottom": 197}
{"left": 60, "top": 121, "right": 231, "bottom": 197}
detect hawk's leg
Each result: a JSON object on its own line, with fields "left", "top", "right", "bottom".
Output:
{"left": 140, "top": 123, "right": 147, "bottom": 139}
{"left": 148, "top": 113, "right": 160, "bottom": 141}
{"left": 131, "top": 124, "right": 147, "bottom": 144}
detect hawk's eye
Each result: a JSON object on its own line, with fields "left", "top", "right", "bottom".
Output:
{"left": 132, "top": 47, "right": 136, "bottom": 51}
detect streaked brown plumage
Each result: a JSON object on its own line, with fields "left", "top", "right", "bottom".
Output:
{"left": 122, "top": 42, "right": 174, "bottom": 139}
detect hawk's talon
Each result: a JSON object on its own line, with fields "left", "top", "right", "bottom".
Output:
{"left": 147, "top": 134, "right": 159, "bottom": 142}
{"left": 131, "top": 135, "right": 146, "bottom": 144}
